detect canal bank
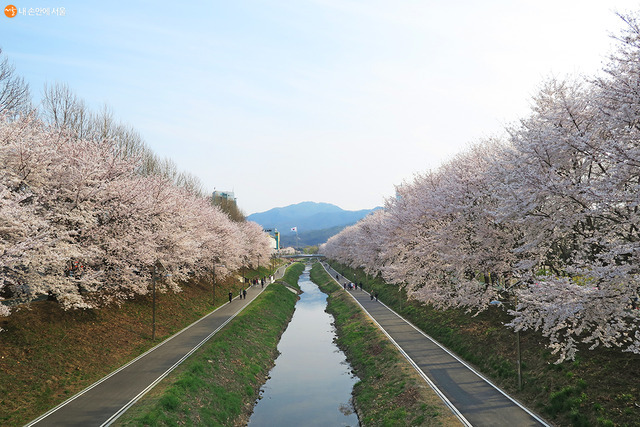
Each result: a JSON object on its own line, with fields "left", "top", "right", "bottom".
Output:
{"left": 113, "top": 264, "right": 303, "bottom": 426}
{"left": 309, "top": 263, "right": 462, "bottom": 426}
{"left": 114, "top": 261, "right": 460, "bottom": 426}
{"left": 249, "top": 265, "right": 358, "bottom": 426}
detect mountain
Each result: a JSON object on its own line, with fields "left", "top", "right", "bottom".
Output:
{"left": 247, "top": 201, "right": 381, "bottom": 247}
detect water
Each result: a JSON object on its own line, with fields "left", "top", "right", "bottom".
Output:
{"left": 249, "top": 266, "right": 359, "bottom": 426}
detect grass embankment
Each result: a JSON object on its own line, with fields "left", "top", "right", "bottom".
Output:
{"left": 278, "top": 262, "right": 305, "bottom": 290}
{"left": 327, "top": 261, "right": 640, "bottom": 427}
{"left": 309, "top": 263, "right": 461, "bottom": 426}
{"left": 114, "top": 261, "right": 305, "bottom": 426}
{"left": 114, "top": 283, "right": 298, "bottom": 426}
{"left": 0, "top": 264, "right": 284, "bottom": 426}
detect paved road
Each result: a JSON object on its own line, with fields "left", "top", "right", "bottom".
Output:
{"left": 27, "top": 265, "right": 289, "bottom": 427}
{"left": 322, "top": 263, "right": 549, "bottom": 427}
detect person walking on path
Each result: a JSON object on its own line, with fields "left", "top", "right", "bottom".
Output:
{"left": 243, "top": 289, "right": 247, "bottom": 299}
{"left": 375, "top": 292, "right": 379, "bottom": 301}
{"left": 228, "top": 292, "right": 233, "bottom": 303}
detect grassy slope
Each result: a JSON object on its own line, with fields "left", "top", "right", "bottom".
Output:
{"left": 279, "top": 262, "right": 305, "bottom": 290}
{"left": 0, "top": 265, "right": 281, "bottom": 426}
{"left": 328, "top": 261, "right": 640, "bottom": 427}
{"left": 114, "top": 283, "right": 298, "bottom": 426}
{"left": 114, "top": 261, "right": 305, "bottom": 426}
{"left": 310, "top": 263, "right": 462, "bottom": 426}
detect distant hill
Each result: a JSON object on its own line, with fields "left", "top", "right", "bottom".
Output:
{"left": 248, "top": 201, "right": 381, "bottom": 247}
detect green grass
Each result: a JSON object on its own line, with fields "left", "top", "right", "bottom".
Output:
{"left": 114, "top": 282, "right": 298, "bottom": 426}
{"left": 280, "top": 262, "right": 305, "bottom": 289}
{"left": 0, "top": 262, "right": 287, "bottom": 426}
{"left": 327, "top": 260, "right": 640, "bottom": 427}
{"left": 309, "top": 263, "right": 461, "bottom": 426}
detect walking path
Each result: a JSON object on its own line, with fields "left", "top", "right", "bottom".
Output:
{"left": 321, "top": 263, "right": 550, "bottom": 427}
{"left": 26, "top": 265, "right": 289, "bottom": 427}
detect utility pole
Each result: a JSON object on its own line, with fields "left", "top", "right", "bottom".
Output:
{"left": 212, "top": 262, "right": 225, "bottom": 306}
{"left": 151, "top": 260, "right": 165, "bottom": 341}
{"left": 152, "top": 266, "right": 156, "bottom": 341}
{"left": 490, "top": 297, "right": 522, "bottom": 391}
{"left": 212, "top": 263, "right": 216, "bottom": 306}
{"left": 515, "top": 294, "right": 522, "bottom": 391}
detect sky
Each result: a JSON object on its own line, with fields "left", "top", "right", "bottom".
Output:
{"left": 1, "top": 0, "right": 639, "bottom": 215}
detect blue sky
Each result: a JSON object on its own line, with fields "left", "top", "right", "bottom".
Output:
{"left": 2, "top": 1, "right": 638, "bottom": 214}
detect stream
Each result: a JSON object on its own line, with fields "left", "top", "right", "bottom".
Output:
{"left": 248, "top": 265, "right": 359, "bottom": 426}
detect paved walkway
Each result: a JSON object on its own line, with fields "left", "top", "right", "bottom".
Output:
{"left": 27, "top": 265, "right": 289, "bottom": 427}
{"left": 322, "top": 263, "right": 550, "bottom": 427}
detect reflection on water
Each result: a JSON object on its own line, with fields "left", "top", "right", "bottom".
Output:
{"left": 249, "top": 266, "right": 359, "bottom": 426}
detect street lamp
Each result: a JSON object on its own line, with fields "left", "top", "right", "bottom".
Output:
{"left": 490, "top": 298, "right": 522, "bottom": 391}
{"left": 212, "top": 262, "right": 225, "bottom": 306}
{"left": 151, "top": 260, "right": 166, "bottom": 341}
{"left": 242, "top": 255, "right": 249, "bottom": 285}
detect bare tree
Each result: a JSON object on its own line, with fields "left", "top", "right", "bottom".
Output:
{"left": 211, "top": 194, "right": 246, "bottom": 222}
{"left": 0, "top": 48, "right": 31, "bottom": 116}
{"left": 41, "top": 82, "right": 89, "bottom": 133}
{"left": 175, "top": 171, "right": 205, "bottom": 197}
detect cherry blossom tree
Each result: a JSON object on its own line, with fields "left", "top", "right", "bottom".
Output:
{"left": 324, "top": 12, "right": 640, "bottom": 361}
{"left": 0, "top": 111, "right": 271, "bottom": 315}
{"left": 0, "top": 48, "right": 275, "bottom": 319}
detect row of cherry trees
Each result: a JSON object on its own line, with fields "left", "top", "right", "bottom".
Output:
{"left": 0, "top": 62, "right": 272, "bottom": 317}
{"left": 322, "top": 12, "right": 640, "bottom": 361}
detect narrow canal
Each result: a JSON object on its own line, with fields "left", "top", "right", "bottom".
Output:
{"left": 249, "top": 265, "right": 359, "bottom": 426}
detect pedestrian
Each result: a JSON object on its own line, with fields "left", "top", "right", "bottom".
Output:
{"left": 261, "top": 278, "right": 264, "bottom": 288}
{"left": 359, "top": 282, "right": 363, "bottom": 290}
{"left": 370, "top": 293, "right": 374, "bottom": 301}
{"left": 375, "top": 292, "right": 379, "bottom": 301}
{"left": 243, "top": 289, "right": 247, "bottom": 299}
{"left": 229, "top": 291, "right": 233, "bottom": 303}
